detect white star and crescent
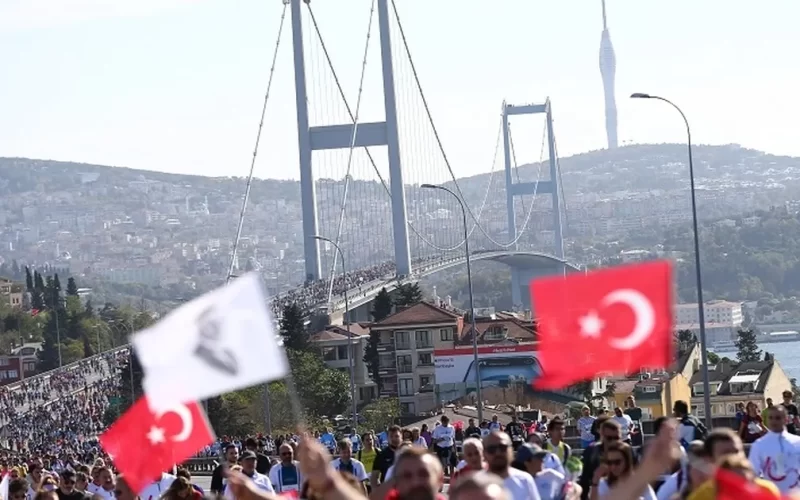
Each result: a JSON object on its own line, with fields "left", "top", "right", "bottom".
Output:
{"left": 577, "top": 288, "right": 656, "bottom": 351}
{"left": 146, "top": 403, "right": 194, "bottom": 445}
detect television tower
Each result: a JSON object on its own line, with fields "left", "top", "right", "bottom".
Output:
{"left": 599, "top": 0, "right": 618, "bottom": 149}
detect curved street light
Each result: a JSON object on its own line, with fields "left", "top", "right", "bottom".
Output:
{"left": 631, "top": 92, "right": 711, "bottom": 428}
{"left": 421, "top": 183, "right": 483, "bottom": 423}
{"left": 312, "top": 235, "right": 358, "bottom": 432}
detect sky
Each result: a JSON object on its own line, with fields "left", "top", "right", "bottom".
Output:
{"left": 1, "top": 0, "right": 799, "bottom": 182}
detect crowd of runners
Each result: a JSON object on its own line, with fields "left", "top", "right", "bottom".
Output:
{"left": 3, "top": 348, "right": 800, "bottom": 498}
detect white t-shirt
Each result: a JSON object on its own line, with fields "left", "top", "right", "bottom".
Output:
{"left": 656, "top": 470, "right": 683, "bottom": 500}
{"left": 268, "top": 462, "right": 303, "bottom": 493}
{"left": 330, "top": 458, "right": 369, "bottom": 482}
{"left": 503, "top": 468, "right": 541, "bottom": 500}
{"left": 749, "top": 429, "right": 800, "bottom": 493}
{"left": 534, "top": 468, "right": 566, "bottom": 500}
{"left": 224, "top": 471, "right": 274, "bottom": 499}
{"left": 139, "top": 473, "right": 177, "bottom": 500}
{"left": 412, "top": 437, "right": 428, "bottom": 448}
{"left": 432, "top": 424, "right": 455, "bottom": 448}
{"left": 597, "top": 477, "right": 656, "bottom": 500}
{"left": 613, "top": 414, "right": 633, "bottom": 440}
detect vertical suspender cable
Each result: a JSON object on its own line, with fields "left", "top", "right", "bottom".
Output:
{"left": 226, "top": 2, "right": 289, "bottom": 284}
{"left": 324, "top": 0, "right": 377, "bottom": 304}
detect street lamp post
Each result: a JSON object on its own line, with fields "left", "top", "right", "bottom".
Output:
{"left": 421, "top": 184, "right": 483, "bottom": 423}
{"left": 312, "top": 235, "right": 358, "bottom": 432}
{"left": 631, "top": 93, "right": 711, "bottom": 428}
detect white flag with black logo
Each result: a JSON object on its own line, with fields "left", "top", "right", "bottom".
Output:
{"left": 132, "top": 272, "right": 289, "bottom": 412}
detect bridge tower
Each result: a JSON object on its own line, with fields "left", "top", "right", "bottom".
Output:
{"left": 289, "top": 0, "right": 412, "bottom": 283}
{"left": 502, "top": 100, "right": 564, "bottom": 308}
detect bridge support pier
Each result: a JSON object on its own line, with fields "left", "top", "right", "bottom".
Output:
{"left": 289, "top": 0, "right": 411, "bottom": 282}
{"left": 502, "top": 100, "right": 565, "bottom": 309}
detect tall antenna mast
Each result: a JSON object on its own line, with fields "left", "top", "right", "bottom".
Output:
{"left": 601, "top": 0, "right": 608, "bottom": 30}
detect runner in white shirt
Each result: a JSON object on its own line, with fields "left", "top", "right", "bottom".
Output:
{"left": 225, "top": 451, "right": 274, "bottom": 498}
{"left": 330, "top": 438, "right": 369, "bottom": 492}
{"left": 432, "top": 415, "right": 456, "bottom": 475}
{"left": 268, "top": 444, "right": 302, "bottom": 494}
{"left": 139, "top": 471, "right": 177, "bottom": 500}
{"left": 514, "top": 443, "right": 564, "bottom": 500}
{"left": 484, "top": 431, "right": 541, "bottom": 500}
{"left": 612, "top": 407, "right": 634, "bottom": 442}
{"left": 749, "top": 405, "right": 800, "bottom": 493}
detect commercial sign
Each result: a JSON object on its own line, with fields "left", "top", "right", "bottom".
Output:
{"left": 434, "top": 344, "right": 540, "bottom": 386}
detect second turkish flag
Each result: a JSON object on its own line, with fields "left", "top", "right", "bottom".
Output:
{"left": 530, "top": 260, "right": 674, "bottom": 389}
{"left": 100, "top": 397, "right": 214, "bottom": 494}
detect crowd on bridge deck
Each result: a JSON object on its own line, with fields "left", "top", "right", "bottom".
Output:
{"left": 268, "top": 254, "right": 457, "bottom": 319}
{"left": 0, "top": 351, "right": 127, "bottom": 457}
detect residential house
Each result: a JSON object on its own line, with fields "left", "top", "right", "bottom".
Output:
{"left": 689, "top": 357, "right": 792, "bottom": 420}
{"left": 458, "top": 317, "right": 537, "bottom": 346}
{"left": 369, "top": 302, "right": 463, "bottom": 415}
{"left": 607, "top": 344, "right": 698, "bottom": 420}
{"left": 0, "top": 278, "right": 23, "bottom": 308}
{"left": 309, "top": 323, "right": 377, "bottom": 406}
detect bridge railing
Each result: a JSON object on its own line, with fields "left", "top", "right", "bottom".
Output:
{"left": 4, "top": 344, "right": 131, "bottom": 393}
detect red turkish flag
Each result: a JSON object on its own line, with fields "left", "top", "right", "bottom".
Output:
{"left": 100, "top": 397, "right": 214, "bottom": 494}
{"left": 716, "top": 467, "right": 782, "bottom": 500}
{"left": 530, "top": 260, "right": 673, "bottom": 389}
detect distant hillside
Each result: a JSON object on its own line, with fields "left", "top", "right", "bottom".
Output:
{"left": 2, "top": 143, "right": 800, "bottom": 307}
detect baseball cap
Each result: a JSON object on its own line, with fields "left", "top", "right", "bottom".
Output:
{"left": 240, "top": 450, "right": 257, "bottom": 461}
{"left": 515, "top": 444, "right": 548, "bottom": 463}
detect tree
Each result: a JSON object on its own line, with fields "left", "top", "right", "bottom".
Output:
{"left": 363, "top": 330, "right": 382, "bottom": 392}
{"left": 735, "top": 328, "right": 762, "bottom": 362}
{"left": 53, "top": 274, "right": 62, "bottom": 295}
{"left": 707, "top": 351, "right": 720, "bottom": 364}
{"left": 570, "top": 379, "right": 616, "bottom": 413}
{"left": 395, "top": 283, "right": 422, "bottom": 307}
{"left": 82, "top": 334, "right": 94, "bottom": 358}
{"left": 361, "top": 398, "right": 400, "bottom": 431}
{"left": 84, "top": 299, "right": 94, "bottom": 318}
{"left": 118, "top": 349, "right": 145, "bottom": 413}
{"left": 279, "top": 303, "right": 308, "bottom": 351}
{"left": 37, "top": 328, "right": 61, "bottom": 372}
{"left": 66, "top": 277, "right": 79, "bottom": 296}
{"left": 25, "top": 267, "right": 33, "bottom": 292}
{"left": 675, "top": 329, "right": 697, "bottom": 356}
{"left": 206, "top": 393, "right": 258, "bottom": 436}
{"left": 31, "top": 271, "right": 44, "bottom": 310}
{"left": 371, "top": 288, "right": 393, "bottom": 322}
{"left": 287, "top": 348, "right": 350, "bottom": 418}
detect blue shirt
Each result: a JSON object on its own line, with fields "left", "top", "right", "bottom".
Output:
{"left": 320, "top": 433, "right": 336, "bottom": 450}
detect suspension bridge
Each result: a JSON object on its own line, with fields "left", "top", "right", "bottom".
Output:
{"left": 237, "top": 0, "right": 583, "bottom": 323}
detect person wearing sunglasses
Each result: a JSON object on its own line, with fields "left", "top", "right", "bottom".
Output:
{"left": 484, "top": 431, "right": 541, "bottom": 500}
{"left": 590, "top": 441, "right": 655, "bottom": 500}
{"left": 57, "top": 470, "right": 89, "bottom": 500}
{"left": 578, "top": 417, "right": 620, "bottom": 500}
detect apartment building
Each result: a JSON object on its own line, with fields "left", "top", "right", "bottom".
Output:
{"left": 675, "top": 300, "right": 743, "bottom": 327}
{"left": 370, "top": 302, "right": 464, "bottom": 415}
{"left": 309, "top": 324, "right": 377, "bottom": 406}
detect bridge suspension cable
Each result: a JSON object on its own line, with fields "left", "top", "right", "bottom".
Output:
{"left": 389, "top": 0, "right": 548, "bottom": 250}
{"left": 304, "top": 1, "right": 500, "bottom": 255}
{"left": 226, "top": 1, "right": 289, "bottom": 284}
{"left": 324, "top": 0, "right": 377, "bottom": 304}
